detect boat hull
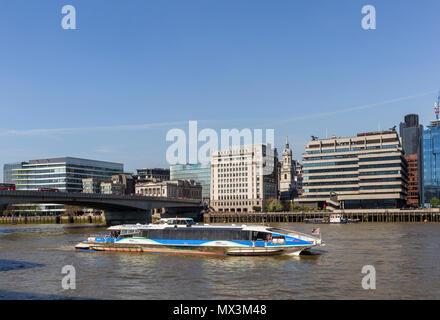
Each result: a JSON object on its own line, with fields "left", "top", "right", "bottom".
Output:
{"left": 75, "top": 241, "right": 312, "bottom": 256}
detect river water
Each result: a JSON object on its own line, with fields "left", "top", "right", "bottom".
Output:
{"left": 0, "top": 223, "right": 439, "bottom": 299}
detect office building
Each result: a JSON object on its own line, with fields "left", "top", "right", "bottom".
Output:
{"left": 399, "top": 114, "right": 424, "bottom": 206}
{"left": 100, "top": 181, "right": 124, "bottom": 195}
{"left": 298, "top": 130, "right": 408, "bottom": 210}
{"left": 406, "top": 154, "right": 420, "bottom": 207}
{"left": 3, "top": 162, "right": 25, "bottom": 184}
{"left": 423, "top": 97, "right": 440, "bottom": 205}
{"left": 210, "top": 144, "right": 278, "bottom": 213}
{"left": 170, "top": 163, "right": 211, "bottom": 199}
{"left": 5, "top": 157, "right": 123, "bottom": 215}
{"left": 293, "top": 160, "right": 304, "bottom": 196}
{"left": 10, "top": 157, "right": 123, "bottom": 191}
{"left": 82, "top": 177, "right": 112, "bottom": 193}
{"left": 109, "top": 174, "right": 135, "bottom": 195}
{"left": 82, "top": 174, "right": 134, "bottom": 195}
{"left": 136, "top": 168, "right": 170, "bottom": 182}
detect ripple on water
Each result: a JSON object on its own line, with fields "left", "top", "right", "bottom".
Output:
{"left": 1, "top": 223, "right": 440, "bottom": 299}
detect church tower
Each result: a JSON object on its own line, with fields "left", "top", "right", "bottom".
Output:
{"left": 280, "top": 136, "right": 295, "bottom": 199}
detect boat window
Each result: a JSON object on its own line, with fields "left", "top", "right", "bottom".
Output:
{"left": 120, "top": 229, "right": 140, "bottom": 237}
{"left": 266, "top": 227, "right": 287, "bottom": 235}
{"left": 252, "top": 232, "right": 269, "bottom": 241}
{"left": 164, "top": 219, "right": 195, "bottom": 226}
{"left": 271, "top": 236, "right": 285, "bottom": 245}
{"left": 167, "top": 220, "right": 182, "bottom": 225}
{"left": 142, "top": 228, "right": 251, "bottom": 241}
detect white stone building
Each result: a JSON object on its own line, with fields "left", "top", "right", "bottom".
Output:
{"left": 210, "top": 144, "right": 278, "bottom": 213}
{"left": 135, "top": 180, "right": 202, "bottom": 200}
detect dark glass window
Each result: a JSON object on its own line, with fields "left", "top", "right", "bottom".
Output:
{"left": 142, "top": 228, "right": 251, "bottom": 241}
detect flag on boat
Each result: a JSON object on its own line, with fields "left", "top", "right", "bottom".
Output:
{"left": 312, "top": 228, "right": 320, "bottom": 235}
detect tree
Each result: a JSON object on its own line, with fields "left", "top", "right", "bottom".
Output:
{"left": 430, "top": 197, "right": 440, "bottom": 208}
{"left": 264, "top": 198, "right": 284, "bottom": 212}
{"left": 268, "top": 200, "right": 284, "bottom": 212}
{"left": 264, "top": 198, "right": 275, "bottom": 212}
{"left": 282, "top": 201, "right": 294, "bottom": 212}
{"left": 2, "top": 205, "right": 14, "bottom": 217}
{"left": 252, "top": 206, "right": 262, "bottom": 212}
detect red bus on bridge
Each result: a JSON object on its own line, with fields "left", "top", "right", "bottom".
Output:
{"left": 38, "top": 187, "right": 60, "bottom": 192}
{"left": 0, "top": 183, "right": 16, "bottom": 190}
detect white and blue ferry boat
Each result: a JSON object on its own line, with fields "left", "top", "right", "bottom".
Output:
{"left": 75, "top": 218, "right": 323, "bottom": 256}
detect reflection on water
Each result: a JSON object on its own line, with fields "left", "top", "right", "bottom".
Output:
{"left": 0, "top": 223, "right": 439, "bottom": 299}
{"left": 0, "top": 260, "right": 44, "bottom": 272}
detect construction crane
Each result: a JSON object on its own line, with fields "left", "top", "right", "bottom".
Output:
{"left": 436, "top": 90, "right": 440, "bottom": 120}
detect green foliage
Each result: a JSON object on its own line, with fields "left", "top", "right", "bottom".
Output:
{"left": 266, "top": 199, "right": 284, "bottom": 212}
{"left": 263, "top": 198, "right": 281, "bottom": 212}
{"left": 291, "top": 205, "right": 312, "bottom": 212}
{"left": 252, "top": 206, "right": 262, "bottom": 212}
{"left": 430, "top": 197, "right": 440, "bottom": 208}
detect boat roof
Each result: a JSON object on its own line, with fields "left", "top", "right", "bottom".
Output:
{"left": 108, "top": 223, "right": 302, "bottom": 234}
{"left": 109, "top": 223, "right": 266, "bottom": 231}
{"left": 107, "top": 223, "right": 321, "bottom": 243}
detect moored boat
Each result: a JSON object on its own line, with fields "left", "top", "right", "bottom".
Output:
{"left": 75, "top": 218, "right": 323, "bottom": 256}
{"left": 329, "top": 214, "right": 347, "bottom": 224}
{"left": 304, "top": 214, "right": 360, "bottom": 224}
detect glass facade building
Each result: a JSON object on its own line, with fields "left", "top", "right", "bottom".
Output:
{"left": 3, "top": 157, "right": 123, "bottom": 215}
{"left": 3, "top": 162, "right": 25, "bottom": 184}
{"left": 136, "top": 168, "right": 170, "bottom": 182}
{"left": 170, "top": 163, "right": 211, "bottom": 199}
{"left": 423, "top": 120, "right": 440, "bottom": 205}
{"left": 399, "top": 114, "right": 424, "bottom": 206}
{"left": 10, "top": 157, "right": 123, "bottom": 192}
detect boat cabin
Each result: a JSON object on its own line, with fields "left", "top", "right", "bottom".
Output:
{"left": 153, "top": 218, "right": 195, "bottom": 226}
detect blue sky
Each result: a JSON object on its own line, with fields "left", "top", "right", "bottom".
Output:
{"left": 0, "top": 0, "right": 439, "bottom": 179}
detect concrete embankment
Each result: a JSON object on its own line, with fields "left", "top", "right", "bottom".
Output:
{"left": 0, "top": 215, "right": 105, "bottom": 225}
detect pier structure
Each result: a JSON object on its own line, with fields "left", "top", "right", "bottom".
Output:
{"left": 204, "top": 209, "right": 440, "bottom": 224}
